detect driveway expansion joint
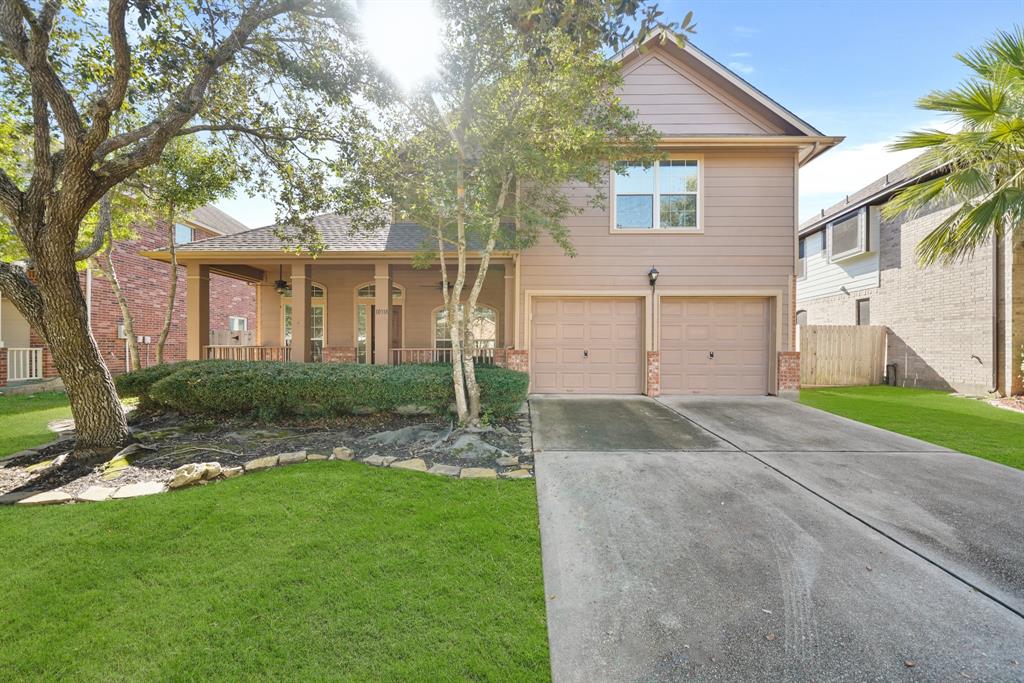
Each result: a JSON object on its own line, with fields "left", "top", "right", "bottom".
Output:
{"left": 655, "top": 398, "right": 1024, "bottom": 622}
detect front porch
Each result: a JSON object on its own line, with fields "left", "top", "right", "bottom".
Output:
{"left": 187, "top": 259, "right": 518, "bottom": 367}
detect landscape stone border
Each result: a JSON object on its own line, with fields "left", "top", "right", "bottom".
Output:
{"left": 1, "top": 402, "right": 537, "bottom": 508}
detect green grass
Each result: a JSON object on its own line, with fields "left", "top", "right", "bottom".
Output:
{"left": 0, "top": 391, "right": 71, "bottom": 457}
{"left": 801, "top": 385, "right": 1024, "bottom": 471}
{"left": 0, "top": 463, "right": 550, "bottom": 681}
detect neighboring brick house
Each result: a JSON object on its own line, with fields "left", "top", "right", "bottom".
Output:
{"left": 796, "top": 157, "right": 1024, "bottom": 396}
{"left": 0, "top": 205, "right": 256, "bottom": 388}
{"left": 145, "top": 32, "right": 843, "bottom": 399}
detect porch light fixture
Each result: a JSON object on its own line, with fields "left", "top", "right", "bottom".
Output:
{"left": 648, "top": 266, "right": 659, "bottom": 289}
{"left": 274, "top": 265, "right": 291, "bottom": 295}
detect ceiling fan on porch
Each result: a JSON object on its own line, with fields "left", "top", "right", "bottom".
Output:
{"left": 273, "top": 265, "right": 291, "bottom": 295}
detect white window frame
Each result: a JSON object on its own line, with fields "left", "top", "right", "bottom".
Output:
{"left": 610, "top": 154, "right": 704, "bottom": 233}
{"left": 282, "top": 280, "right": 327, "bottom": 346}
{"left": 174, "top": 223, "right": 195, "bottom": 245}
{"left": 228, "top": 316, "right": 248, "bottom": 332}
{"left": 828, "top": 208, "right": 869, "bottom": 262}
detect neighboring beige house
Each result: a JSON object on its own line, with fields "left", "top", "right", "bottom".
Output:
{"left": 144, "top": 32, "right": 841, "bottom": 397}
{"left": 797, "top": 157, "right": 1024, "bottom": 396}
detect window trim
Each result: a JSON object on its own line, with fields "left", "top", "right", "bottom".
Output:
{"left": 828, "top": 208, "right": 869, "bottom": 262}
{"left": 228, "top": 316, "right": 248, "bottom": 332}
{"left": 353, "top": 281, "right": 407, "bottom": 363}
{"left": 609, "top": 154, "right": 704, "bottom": 234}
{"left": 173, "top": 223, "right": 195, "bottom": 245}
{"left": 432, "top": 304, "right": 498, "bottom": 349}
{"left": 281, "top": 280, "right": 327, "bottom": 346}
{"left": 855, "top": 298, "right": 870, "bottom": 326}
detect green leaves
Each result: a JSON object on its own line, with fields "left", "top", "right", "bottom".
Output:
{"left": 888, "top": 25, "right": 1024, "bottom": 265}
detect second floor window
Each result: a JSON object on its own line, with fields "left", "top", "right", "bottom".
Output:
{"left": 613, "top": 159, "right": 700, "bottom": 230}
{"left": 174, "top": 223, "right": 194, "bottom": 244}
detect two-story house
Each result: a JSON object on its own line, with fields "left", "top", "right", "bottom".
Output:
{"left": 0, "top": 205, "right": 256, "bottom": 389}
{"left": 145, "top": 33, "right": 840, "bottom": 398}
{"left": 797, "top": 157, "right": 1024, "bottom": 396}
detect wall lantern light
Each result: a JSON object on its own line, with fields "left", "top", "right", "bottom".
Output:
{"left": 648, "top": 266, "right": 659, "bottom": 289}
{"left": 274, "top": 265, "right": 291, "bottom": 296}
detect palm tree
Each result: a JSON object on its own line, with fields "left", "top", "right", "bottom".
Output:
{"left": 885, "top": 26, "right": 1024, "bottom": 265}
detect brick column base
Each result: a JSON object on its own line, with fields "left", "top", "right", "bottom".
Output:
{"left": 646, "top": 351, "right": 661, "bottom": 397}
{"left": 777, "top": 351, "right": 800, "bottom": 400}
{"left": 322, "top": 346, "right": 357, "bottom": 363}
{"left": 0, "top": 348, "right": 7, "bottom": 388}
{"left": 506, "top": 349, "right": 529, "bottom": 373}
{"left": 493, "top": 348, "right": 508, "bottom": 368}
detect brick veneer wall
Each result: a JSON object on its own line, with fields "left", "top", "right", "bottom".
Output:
{"left": 2, "top": 219, "right": 255, "bottom": 386}
{"left": 799, "top": 200, "right": 1023, "bottom": 395}
{"left": 777, "top": 351, "right": 800, "bottom": 398}
{"left": 645, "top": 351, "right": 661, "bottom": 397}
{"left": 0, "top": 349, "right": 6, "bottom": 386}
{"left": 322, "top": 346, "right": 357, "bottom": 363}
{"left": 506, "top": 349, "right": 529, "bottom": 373}
{"left": 493, "top": 348, "right": 507, "bottom": 368}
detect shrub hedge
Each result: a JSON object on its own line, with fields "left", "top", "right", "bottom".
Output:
{"left": 116, "top": 361, "right": 529, "bottom": 420}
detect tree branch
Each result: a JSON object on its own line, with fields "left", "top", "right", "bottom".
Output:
{"left": 0, "top": 259, "right": 43, "bottom": 332}
{"left": 0, "top": 167, "right": 21, "bottom": 220}
{"left": 82, "top": 0, "right": 132, "bottom": 152}
{"left": 0, "top": 0, "right": 85, "bottom": 141}
{"left": 93, "top": 0, "right": 316, "bottom": 186}
{"left": 72, "top": 192, "right": 112, "bottom": 262}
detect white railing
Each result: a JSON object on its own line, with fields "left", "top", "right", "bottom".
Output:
{"left": 7, "top": 347, "right": 43, "bottom": 381}
{"left": 392, "top": 345, "right": 496, "bottom": 366}
{"left": 204, "top": 345, "right": 291, "bottom": 361}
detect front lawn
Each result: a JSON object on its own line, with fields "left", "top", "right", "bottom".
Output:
{"left": 0, "top": 391, "right": 71, "bottom": 458}
{"left": 801, "top": 385, "right": 1024, "bottom": 471}
{"left": 0, "top": 462, "right": 550, "bottom": 681}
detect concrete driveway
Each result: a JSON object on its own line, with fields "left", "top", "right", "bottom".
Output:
{"left": 531, "top": 395, "right": 1024, "bottom": 682}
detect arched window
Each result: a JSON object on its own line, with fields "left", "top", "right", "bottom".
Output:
{"left": 354, "top": 282, "right": 404, "bottom": 301}
{"left": 282, "top": 281, "right": 327, "bottom": 359}
{"left": 354, "top": 283, "right": 405, "bottom": 363}
{"left": 434, "top": 305, "right": 497, "bottom": 349}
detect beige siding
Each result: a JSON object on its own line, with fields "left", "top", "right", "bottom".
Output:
{"left": 618, "top": 53, "right": 775, "bottom": 136}
{"left": 1, "top": 297, "right": 31, "bottom": 348}
{"left": 518, "top": 149, "right": 798, "bottom": 357}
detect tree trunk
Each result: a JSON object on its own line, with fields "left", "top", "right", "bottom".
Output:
{"left": 92, "top": 250, "right": 140, "bottom": 372}
{"left": 156, "top": 217, "right": 178, "bottom": 364}
{"left": 35, "top": 261, "right": 129, "bottom": 456}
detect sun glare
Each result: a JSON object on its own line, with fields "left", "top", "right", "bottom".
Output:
{"left": 358, "top": 0, "right": 443, "bottom": 91}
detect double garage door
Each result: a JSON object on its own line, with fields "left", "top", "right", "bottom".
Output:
{"left": 531, "top": 296, "right": 769, "bottom": 395}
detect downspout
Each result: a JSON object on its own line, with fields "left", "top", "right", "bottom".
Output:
{"left": 991, "top": 231, "right": 1000, "bottom": 394}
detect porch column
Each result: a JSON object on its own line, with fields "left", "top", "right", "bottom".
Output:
{"left": 503, "top": 261, "right": 516, "bottom": 347}
{"left": 291, "top": 263, "right": 313, "bottom": 362}
{"left": 186, "top": 263, "right": 210, "bottom": 360}
{"left": 374, "top": 262, "right": 391, "bottom": 364}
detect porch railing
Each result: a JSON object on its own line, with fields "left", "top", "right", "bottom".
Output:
{"left": 204, "top": 345, "right": 291, "bottom": 361}
{"left": 6, "top": 347, "right": 43, "bottom": 381}
{"left": 392, "top": 345, "right": 495, "bottom": 366}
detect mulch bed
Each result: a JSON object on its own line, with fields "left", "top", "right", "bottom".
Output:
{"left": 1, "top": 407, "right": 533, "bottom": 498}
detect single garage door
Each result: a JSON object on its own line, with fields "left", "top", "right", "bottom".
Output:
{"left": 660, "top": 297, "right": 769, "bottom": 395}
{"left": 531, "top": 297, "right": 643, "bottom": 394}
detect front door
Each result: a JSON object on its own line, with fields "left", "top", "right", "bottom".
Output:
{"left": 357, "top": 303, "right": 403, "bottom": 363}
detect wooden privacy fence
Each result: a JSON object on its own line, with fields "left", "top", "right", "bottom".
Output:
{"left": 798, "top": 325, "right": 887, "bottom": 387}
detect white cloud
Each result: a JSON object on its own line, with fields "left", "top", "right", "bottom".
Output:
{"left": 731, "top": 25, "right": 757, "bottom": 38}
{"left": 799, "top": 119, "right": 959, "bottom": 221}
{"left": 727, "top": 61, "right": 754, "bottom": 75}
{"left": 730, "top": 52, "right": 752, "bottom": 58}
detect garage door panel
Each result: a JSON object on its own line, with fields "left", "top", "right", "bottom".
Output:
{"left": 660, "top": 297, "right": 769, "bottom": 395}
{"left": 531, "top": 297, "right": 643, "bottom": 394}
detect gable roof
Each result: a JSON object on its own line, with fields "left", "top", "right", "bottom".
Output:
{"left": 615, "top": 30, "right": 825, "bottom": 140}
{"left": 799, "top": 154, "right": 946, "bottom": 234}
{"left": 185, "top": 205, "right": 249, "bottom": 236}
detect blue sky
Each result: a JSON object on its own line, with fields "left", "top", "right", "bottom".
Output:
{"left": 215, "top": 0, "right": 1021, "bottom": 227}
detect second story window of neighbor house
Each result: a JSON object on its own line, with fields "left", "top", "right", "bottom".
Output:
{"left": 174, "top": 223, "right": 195, "bottom": 245}
{"left": 613, "top": 159, "right": 700, "bottom": 231}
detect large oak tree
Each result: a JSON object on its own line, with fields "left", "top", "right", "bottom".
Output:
{"left": 0, "top": 0, "right": 376, "bottom": 456}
